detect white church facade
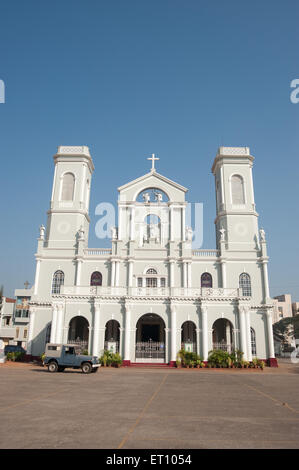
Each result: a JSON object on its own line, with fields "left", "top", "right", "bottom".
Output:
{"left": 25, "top": 145, "right": 277, "bottom": 366}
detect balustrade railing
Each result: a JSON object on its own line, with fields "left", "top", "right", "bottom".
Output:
{"left": 192, "top": 249, "right": 220, "bottom": 257}
{"left": 213, "top": 342, "right": 234, "bottom": 353}
{"left": 60, "top": 286, "right": 242, "bottom": 298}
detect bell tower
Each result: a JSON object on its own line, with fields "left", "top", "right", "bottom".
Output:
{"left": 45, "top": 146, "right": 94, "bottom": 249}
{"left": 212, "top": 147, "right": 259, "bottom": 252}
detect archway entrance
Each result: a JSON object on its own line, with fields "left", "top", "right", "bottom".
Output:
{"left": 212, "top": 318, "right": 234, "bottom": 353}
{"left": 68, "top": 316, "right": 89, "bottom": 352}
{"left": 104, "top": 320, "right": 120, "bottom": 353}
{"left": 181, "top": 321, "right": 197, "bottom": 353}
{"left": 135, "top": 314, "right": 165, "bottom": 362}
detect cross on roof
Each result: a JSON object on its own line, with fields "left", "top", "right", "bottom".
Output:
{"left": 147, "top": 153, "right": 159, "bottom": 172}
{"left": 24, "top": 281, "right": 30, "bottom": 289}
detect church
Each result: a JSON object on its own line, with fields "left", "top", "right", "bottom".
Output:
{"left": 25, "top": 145, "right": 277, "bottom": 366}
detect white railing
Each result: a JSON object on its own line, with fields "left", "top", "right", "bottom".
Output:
{"left": 192, "top": 250, "right": 220, "bottom": 257}
{"left": 201, "top": 288, "right": 240, "bottom": 298}
{"left": 84, "top": 249, "right": 112, "bottom": 256}
{"left": 213, "top": 342, "right": 234, "bottom": 353}
{"left": 60, "top": 286, "right": 241, "bottom": 298}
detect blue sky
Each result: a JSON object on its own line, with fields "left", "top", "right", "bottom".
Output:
{"left": 0, "top": 0, "right": 298, "bottom": 299}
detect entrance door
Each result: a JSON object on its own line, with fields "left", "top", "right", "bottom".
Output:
{"left": 135, "top": 314, "right": 166, "bottom": 362}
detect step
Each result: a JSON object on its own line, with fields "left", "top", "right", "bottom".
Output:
{"left": 129, "top": 362, "right": 170, "bottom": 368}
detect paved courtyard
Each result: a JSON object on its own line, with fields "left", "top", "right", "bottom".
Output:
{"left": 0, "top": 360, "right": 299, "bottom": 449}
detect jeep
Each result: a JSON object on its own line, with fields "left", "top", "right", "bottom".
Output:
{"left": 44, "top": 343, "right": 101, "bottom": 374}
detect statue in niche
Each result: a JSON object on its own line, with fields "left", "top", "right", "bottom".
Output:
{"left": 143, "top": 192, "right": 150, "bottom": 203}
{"left": 219, "top": 227, "right": 226, "bottom": 242}
{"left": 154, "top": 191, "right": 163, "bottom": 203}
{"left": 185, "top": 226, "right": 193, "bottom": 242}
{"left": 110, "top": 226, "right": 118, "bottom": 240}
{"left": 78, "top": 225, "right": 85, "bottom": 240}
{"left": 39, "top": 224, "right": 45, "bottom": 240}
{"left": 259, "top": 228, "right": 266, "bottom": 242}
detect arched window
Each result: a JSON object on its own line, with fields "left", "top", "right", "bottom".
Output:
{"left": 90, "top": 271, "right": 102, "bottom": 286}
{"left": 146, "top": 268, "right": 157, "bottom": 275}
{"left": 52, "top": 270, "right": 64, "bottom": 294}
{"left": 251, "top": 327, "right": 256, "bottom": 356}
{"left": 201, "top": 272, "right": 213, "bottom": 288}
{"left": 239, "top": 273, "right": 251, "bottom": 296}
{"left": 146, "top": 268, "right": 157, "bottom": 288}
{"left": 231, "top": 175, "right": 245, "bottom": 205}
{"left": 61, "top": 173, "right": 75, "bottom": 201}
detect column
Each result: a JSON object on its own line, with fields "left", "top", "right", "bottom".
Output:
{"left": 111, "top": 260, "right": 116, "bottom": 287}
{"left": 245, "top": 309, "right": 252, "bottom": 362}
{"left": 55, "top": 303, "right": 64, "bottom": 344}
{"left": 119, "top": 327, "right": 124, "bottom": 358}
{"left": 262, "top": 261, "right": 270, "bottom": 300}
{"left": 170, "top": 261, "right": 175, "bottom": 289}
{"left": 130, "top": 207, "right": 135, "bottom": 241}
{"left": 92, "top": 304, "right": 100, "bottom": 357}
{"left": 170, "top": 207, "right": 174, "bottom": 241}
{"left": 201, "top": 305, "right": 208, "bottom": 361}
{"left": 196, "top": 328, "right": 200, "bottom": 356}
{"left": 182, "top": 207, "right": 186, "bottom": 241}
{"left": 50, "top": 304, "right": 58, "bottom": 343}
{"left": 238, "top": 306, "right": 248, "bottom": 361}
{"left": 221, "top": 261, "right": 227, "bottom": 288}
{"left": 128, "top": 261, "right": 133, "bottom": 288}
{"left": 183, "top": 262, "right": 187, "bottom": 288}
{"left": 226, "top": 321, "right": 231, "bottom": 349}
{"left": 266, "top": 309, "right": 275, "bottom": 359}
{"left": 115, "top": 261, "right": 120, "bottom": 287}
{"left": 187, "top": 262, "right": 192, "bottom": 288}
{"left": 76, "top": 260, "right": 82, "bottom": 286}
{"left": 165, "top": 328, "right": 169, "bottom": 364}
{"left": 27, "top": 308, "right": 36, "bottom": 355}
{"left": 170, "top": 305, "right": 177, "bottom": 364}
{"left": 124, "top": 306, "right": 131, "bottom": 365}
{"left": 33, "top": 259, "right": 41, "bottom": 295}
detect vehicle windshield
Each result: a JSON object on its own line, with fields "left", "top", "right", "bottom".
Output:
{"left": 65, "top": 346, "right": 76, "bottom": 355}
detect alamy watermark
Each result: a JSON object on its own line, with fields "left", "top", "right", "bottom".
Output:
{"left": 0, "top": 80, "right": 5, "bottom": 103}
{"left": 290, "top": 79, "right": 299, "bottom": 103}
{"left": 94, "top": 201, "right": 204, "bottom": 248}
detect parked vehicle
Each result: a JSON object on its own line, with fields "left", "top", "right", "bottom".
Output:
{"left": 44, "top": 343, "right": 100, "bottom": 374}
{"left": 4, "top": 345, "right": 26, "bottom": 355}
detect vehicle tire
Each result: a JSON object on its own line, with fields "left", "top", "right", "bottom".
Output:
{"left": 58, "top": 366, "right": 65, "bottom": 372}
{"left": 81, "top": 362, "right": 92, "bottom": 374}
{"left": 48, "top": 361, "right": 58, "bottom": 373}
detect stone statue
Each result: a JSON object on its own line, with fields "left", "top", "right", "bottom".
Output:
{"left": 259, "top": 228, "right": 266, "bottom": 242}
{"left": 219, "top": 227, "right": 226, "bottom": 242}
{"left": 143, "top": 192, "right": 150, "bottom": 203}
{"left": 185, "top": 226, "right": 193, "bottom": 242}
{"left": 110, "top": 226, "right": 118, "bottom": 240}
{"left": 39, "top": 224, "right": 45, "bottom": 240}
{"left": 154, "top": 191, "right": 163, "bottom": 203}
{"left": 78, "top": 225, "right": 85, "bottom": 240}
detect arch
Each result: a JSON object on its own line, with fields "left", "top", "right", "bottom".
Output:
{"left": 68, "top": 316, "right": 89, "bottom": 351}
{"left": 181, "top": 321, "right": 197, "bottom": 353}
{"left": 212, "top": 318, "right": 234, "bottom": 353}
{"left": 231, "top": 174, "right": 245, "bottom": 205}
{"left": 90, "top": 271, "right": 102, "bottom": 286}
{"left": 239, "top": 273, "right": 252, "bottom": 297}
{"left": 136, "top": 187, "right": 169, "bottom": 203}
{"left": 61, "top": 172, "right": 75, "bottom": 201}
{"left": 51, "top": 270, "right": 64, "bottom": 294}
{"left": 135, "top": 313, "right": 166, "bottom": 361}
{"left": 201, "top": 272, "right": 213, "bottom": 288}
{"left": 146, "top": 268, "right": 157, "bottom": 275}
{"left": 251, "top": 327, "right": 257, "bottom": 356}
{"left": 104, "top": 320, "right": 120, "bottom": 353}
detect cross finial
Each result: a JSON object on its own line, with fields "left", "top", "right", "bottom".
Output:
{"left": 147, "top": 153, "right": 159, "bottom": 172}
{"left": 24, "top": 281, "right": 30, "bottom": 290}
